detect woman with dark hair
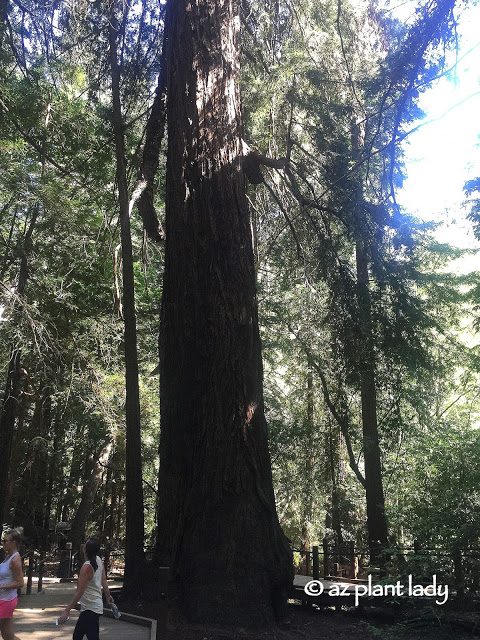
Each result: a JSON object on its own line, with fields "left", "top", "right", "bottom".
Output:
{"left": 58, "top": 539, "right": 114, "bottom": 639}
{"left": 0, "top": 528, "right": 24, "bottom": 640}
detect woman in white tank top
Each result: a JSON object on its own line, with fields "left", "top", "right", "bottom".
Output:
{"left": 58, "top": 539, "right": 114, "bottom": 640}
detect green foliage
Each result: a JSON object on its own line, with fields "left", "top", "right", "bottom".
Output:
{"left": 0, "top": 0, "right": 163, "bottom": 547}
{"left": 243, "top": 0, "right": 479, "bottom": 560}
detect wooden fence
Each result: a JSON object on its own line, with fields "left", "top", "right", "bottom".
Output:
{"left": 293, "top": 540, "right": 480, "bottom": 592}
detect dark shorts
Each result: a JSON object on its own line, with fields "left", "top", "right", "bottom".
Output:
{"left": 73, "top": 609, "right": 101, "bottom": 640}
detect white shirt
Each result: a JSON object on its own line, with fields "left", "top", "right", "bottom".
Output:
{"left": 79, "top": 556, "right": 103, "bottom": 614}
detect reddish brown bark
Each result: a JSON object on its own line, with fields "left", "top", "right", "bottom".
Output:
{"left": 155, "top": 0, "right": 292, "bottom": 625}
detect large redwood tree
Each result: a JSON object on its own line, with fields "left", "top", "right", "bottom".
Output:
{"left": 155, "top": 0, "right": 292, "bottom": 625}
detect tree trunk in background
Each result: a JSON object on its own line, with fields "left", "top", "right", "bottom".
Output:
{"left": 0, "top": 348, "right": 21, "bottom": 525}
{"left": 300, "top": 364, "right": 314, "bottom": 553}
{"left": 5, "top": 391, "right": 27, "bottom": 520}
{"left": 0, "top": 55, "right": 50, "bottom": 528}
{"left": 32, "top": 392, "right": 51, "bottom": 549}
{"left": 13, "top": 389, "right": 49, "bottom": 546}
{"left": 107, "top": 467, "right": 118, "bottom": 545}
{"left": 55, "top": 442, "right": 110, "bottom": 578}
{"left": 355, "top": 238, "right": 388, "bottom": 554}
{"left": 350, "top": 113, "right": 388, "bottom": 556}
{"left": 69, "top": 442, "right": 111, "bottom": 550}
{"left": 99, "top": 462, "right": 112, "bottom": 540}
{"left": 136, "top": 60, "right": 167, "bottom": 243}
{"left": 0, "top": 197, "right": 40, "bottom": 528}
{"left": 108, "top": 3, "right": 145, "bottom": 594}
{"left": 327, "top": 422, "right": 344, "bottom": 548}
{"left": 60, "top": 425, "right": 83, "bottom": 524}
{"left": 155, "top": 0, "right": 292, "bottom": 625}
{"left": 43, "top": 421, "right": 60, "bottom": 546}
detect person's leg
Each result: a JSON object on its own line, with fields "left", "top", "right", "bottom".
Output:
{"left": 73, "top": 611, "right": 88, "bottom": 640}
{"left": 0, "top": 617, "right": 20, "bottom": 640}
{"left": 83, "top": 611, "right": 100, "bottom": 640}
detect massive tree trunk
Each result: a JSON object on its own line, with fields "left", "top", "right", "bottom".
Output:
{"left": 155, "top": 0, "right": 292, "bottom": 625}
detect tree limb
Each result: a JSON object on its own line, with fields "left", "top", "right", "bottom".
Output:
{"left": 132, "top": 20, "right": 168, "bottom": 243}
{"left": 289, "top": 325, "right": 366, "bottom": 489}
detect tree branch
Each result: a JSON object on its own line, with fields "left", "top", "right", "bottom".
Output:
{"left": 288, "top": 325, "right": 366, "bottom": 489}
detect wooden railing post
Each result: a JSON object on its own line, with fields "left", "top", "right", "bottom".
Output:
{"left": 305, "top": 550, "right": 311, "bottom": 577}
{"left": 104, "top": 548, "right": 110, "bottom": 577}
{"left": 346, "top": 541, "right": 356, "bottom": 579}
{"left": 37, "top": 552, "right": 45, "bottom": 593}
{"left": 312, "top": 546, "right": 319, "bottom": 580}
{"left": 413, "top": 540, "right": 422, "bottom": 581}
{"left": 66, "top": 542, "right": 73, "bottom": 578}
{"left": 156, "top": 567, "right": 169, "bottom": 639}
{"left": 26, "top": 551, "right": 34, "bottom": 595}
{"left": 323, "top": 538, "right": 329, "bottom": 578}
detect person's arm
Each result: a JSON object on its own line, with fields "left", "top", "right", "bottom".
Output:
{"left": 0, "top": 555, "right": 24, "bottom": 590}
{"left": 102, "top": 566, "right": 113, "bottom": 604}
{"left": 58, "top": 563, "right": 93, "bottom": 624}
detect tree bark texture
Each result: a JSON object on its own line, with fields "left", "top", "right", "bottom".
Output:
{"left": 355, "top": 238, "right": 388, "bottom": 552}
{"left": 156, "top": 0, "right": 292, "bottom": 625}
{"left": 350, "top": 111, "right": 388, "bottom": 554}
{"left": 108, "top": 4, "right": 146, "bottom": 593}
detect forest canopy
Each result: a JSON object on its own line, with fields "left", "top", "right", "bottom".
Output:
{"left": 0, "top": 0, "right": 480, "bottom": 624}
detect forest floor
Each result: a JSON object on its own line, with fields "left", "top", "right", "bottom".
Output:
{"left": 125, "top": 601, "right": 480, "bottom": 640}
